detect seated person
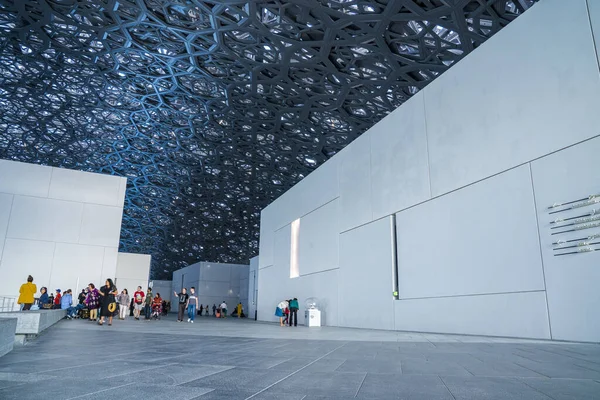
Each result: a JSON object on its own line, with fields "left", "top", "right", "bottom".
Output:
{"left": 60, "top": 289, "right": 79, "bottom": 319}
{"left": 38, "top": 287, "right": 49, "bottom": 307}
{"left": 53, "top": 289, "right": 62, "bottom": 309}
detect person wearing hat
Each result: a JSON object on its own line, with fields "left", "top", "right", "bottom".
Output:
{"left": 17, "top": 275, "right": 37, "bottom": 311}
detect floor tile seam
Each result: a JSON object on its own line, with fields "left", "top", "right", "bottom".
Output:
{"left": 437, "top": 376, "right": 457, "bottom": 400}
{"left": 103, "top": 361, "right": 181, "bottom": 380}
{"left": 518, "top": 377, "right": 559, "bottom": 400}
{"left": 243, "top": 341, "right": 350, "bottom": 400}
{"left": 353, "top": 373, "right": 367, "bottom": 398}
{"left": 174, "top": 366, "right": 237, "bottom": 386}
{"left": 65, "top": 382, "right": 136, "bottom": 400}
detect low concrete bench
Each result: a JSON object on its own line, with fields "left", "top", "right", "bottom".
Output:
{"left": 0, "top": 317, "right": 17, "bottom": 357}
{"left": 0, "top": 309, "right": 67, "bottom": 345}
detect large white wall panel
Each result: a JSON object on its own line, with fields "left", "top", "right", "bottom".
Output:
{"left": 370, "top": 93, "right": 431, "bottom": 219}
{"left": 338, "top": 132, "right": 372, "bottom": 232}
{"left": 49, "top": 243, "right": 105, "bottom": 293}
{"left": 8, "top": 196, "right": 83, "bottom": 243}
{"left": 49, "top": 168, "right": 127, "bottom": 207}
{"left": 271, "top": 158, "right": 339, "bottom": 231}
{"left": 424, "top": 0, "right": 600, "bottom": 196}
{"left": 115, "top": 253, "right": 151, "bottom": 294}
{"left": 102, "top": 247, "right": 119, "bottom": 280}
{"left": 394, "top": 291, "right": 551, "bottom": 339}
{"left": 273, "top": 224, "right": 291, "bottom": 277}
{"left": 258, "top": 207, "right": 275, "bottom": 268}
{"left": 298, "top": 199, "right": 339, "bottom": 276}
{"left": 0, "top": 193, "right": 12, "bottom": 261}
{"left": 79, "top": 204, "right": 123, "bottom": 247}
{"left": 201, "top": 262, "right": 232, "bottom": 282}
{"left": 531, "top": 136, "right": 600, "bottom": 342}
{"left": 0, "top": 239, "right": 55, "bottom": 299}
{"left": 339, "top": 217, "right": 394, "bottom": 330}
{"left": 396, "top": 165, "right": 545, "bottom": 299}
{"left": 0, "top": 160, "right": 51, "bottom": 197}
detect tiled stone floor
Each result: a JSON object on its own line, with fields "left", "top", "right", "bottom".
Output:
{"left": 0, "top": 314, "right": 599, "bottom": 399}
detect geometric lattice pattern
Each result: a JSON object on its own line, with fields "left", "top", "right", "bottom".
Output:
{"left": 0, "top": 0, "right": 536, "bottom": 278}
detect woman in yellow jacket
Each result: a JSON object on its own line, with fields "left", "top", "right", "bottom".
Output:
{"left": 18, "top": 275, "right": 37, "bottom": 311}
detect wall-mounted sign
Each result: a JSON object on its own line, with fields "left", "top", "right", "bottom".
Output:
{"left": 549, "top": 195, "right": 600, "bottom": 257}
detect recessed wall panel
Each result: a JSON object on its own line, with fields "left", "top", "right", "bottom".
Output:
{"left": 424, "top": 0, "right": 600, "bottom": 196}
{"left": 394, "top": 291, "right": 551, "bottom": 339}
{"left": 396, "top": 165, "right": 545, "bottom": 299}
{"left": 8, "top": 195, "right": 83, "bottom": 243}
{"left": 79, "top": 203, "right": 123, "bottom": 247}
{"left": 48, "top": 168, "right": 125, "bottom": 207}
{"left": 0, "top": 238, "right": 55, "bottom": 299}
{"left": 338, "top": 132, "right": 372, "bottom": 232}
{"left": 531, "top": 136, "right": 600, "bottom": 342}
{"left": 339, "top": 217, "right": 394, "bottom": 330}
{"left": 370, "top": 93, "right": 431, "bottom": 219}
{"left": 0, "top": 160, "right": 52, "bottom": 198}
{"left": 298, "top": 199, "right": 339, "bottom": 276}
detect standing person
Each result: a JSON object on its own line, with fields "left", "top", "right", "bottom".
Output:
{"left": 275, "top": 300, "right": 287, "bottom": 326}
{"left": 53, "top": 289, "right": 62, "bottom": 309}
{"left": 212, "top": 304, "right": 217, "bottom": 316}
{"left": 199, "top": 304, "right": 203, "bottom": 316}
{"left": 133, "top": 286, "right": 145, "bottom": 320}
{"left": 288, "top": 297, "right": 299, "bottom": 327}
{"left": 144, "top": 288, "right": 153, "bottom": 320}
{"left": 236, "top": 303, "right": 243, "bottom": 318}
{"left": 205, "top": 305, "right": 209, "bottom": 316}
{"left": 187, "top": 287, "right": 198, "bottom": 323}
{"left": 129, "top": 298, "right": 135, "bottom": 316}
{"left": 283, "top": 302, "right": 290, "bottom": 325}
{"left": 174, "top": 288, "right": 188, "bottom": 322}
{"left": 98, "top": 279, "right": 118, "bottom": 326}
{"left": 219, "top": 301, "right": 228, "bottom": 318}
{"left": 85, "top": 284, "right": 100, "bottom": 321}
{"left": 17, "top": 275, "right": 37, "bottom": 311}
{"left": 117, "top": 289, "right": 130, "bottom": 320}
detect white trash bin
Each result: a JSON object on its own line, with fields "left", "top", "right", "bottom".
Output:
{"left": 305, "top": 308, "right": 321, "bottom": 327}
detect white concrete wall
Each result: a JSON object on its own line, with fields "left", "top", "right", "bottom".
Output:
{"left": 257, "top": 0, "right": 600, "bottom": 341}
{"left": 171, "top": 261, "right": 249, "bottom": 313}
{"left": 115, "top": 253, "right": 151, "bottom": 296}
{"left": 0, "top": 160, "right": 127, "bottom": 306}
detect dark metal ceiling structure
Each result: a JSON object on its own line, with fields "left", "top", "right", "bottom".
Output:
{"left": 0, "top": 0, "right": 536, "bottom": 278}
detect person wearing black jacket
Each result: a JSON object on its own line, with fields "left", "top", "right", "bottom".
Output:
{"left": 78, "top": 289, "right": 86, "bottom": 305}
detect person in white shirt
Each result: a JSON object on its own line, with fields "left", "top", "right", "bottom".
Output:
{"left": 275, "top": 300, "right": 288, "bottom": 326}
{"left": 219, "top": 301, "right": 227, "bottom": 318}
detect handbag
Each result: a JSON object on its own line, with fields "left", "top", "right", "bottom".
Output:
{"left": 108, "top": 302, "right": 117, "bottom": 313}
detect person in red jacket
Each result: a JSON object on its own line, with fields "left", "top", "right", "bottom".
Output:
{"left": 53, "top": 289, "right": 62, "bottom": 309}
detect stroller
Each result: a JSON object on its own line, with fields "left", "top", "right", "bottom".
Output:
{"left": 151, "top": 302, "right": 162, "bottom": 320}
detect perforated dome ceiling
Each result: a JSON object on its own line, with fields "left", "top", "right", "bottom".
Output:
{"left": 0, "top": 0, "right": 536, "bottom": 278}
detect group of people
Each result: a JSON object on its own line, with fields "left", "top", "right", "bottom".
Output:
{"left": 173, "top": 287, "right": 245, "bottom": 323}
{"left": 18, "top": 276, "right": 245, "bottom": 326}
{"left": 275, "top": 298, "right": 299, "bottom": 327}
